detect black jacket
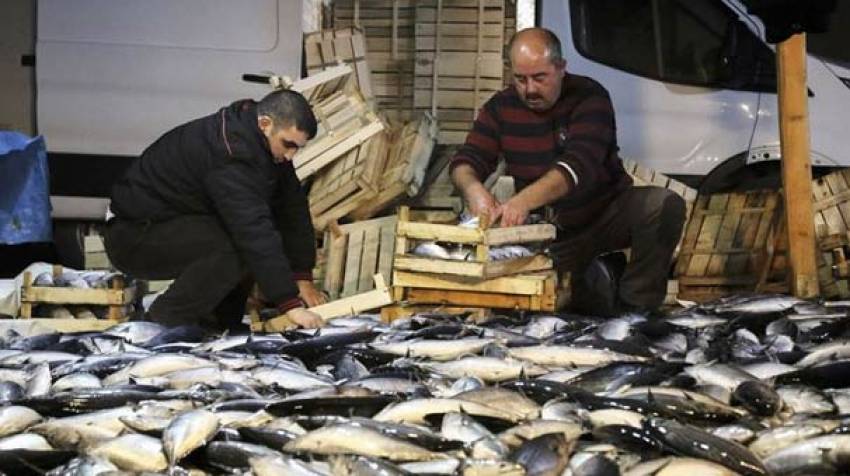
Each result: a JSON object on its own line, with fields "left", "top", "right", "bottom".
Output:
{"left": 110, "top": 100, "right": 315, "bottom": 304}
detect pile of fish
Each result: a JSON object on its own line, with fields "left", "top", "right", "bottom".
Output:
{"left": 3, "top": 293, "right": 850, "bottom": 474}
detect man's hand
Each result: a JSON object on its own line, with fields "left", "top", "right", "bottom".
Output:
{"left": 264, "top": 307, "right": 324, "bottom": 331}
{"left": 497, "top": 196, "right": 531, "bottom": 227}
{"left": 464, "top": 182, "right": 501, "bottom": 221}
{"left": 297, "top": 280, "right": 327, "bottom": 307}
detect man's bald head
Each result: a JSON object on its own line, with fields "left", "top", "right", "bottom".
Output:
{"left": 509, "top": 28, "right": 564, "bottom": 67}
{"left": 508, "top": 28, "right": 566, "bottom": 112}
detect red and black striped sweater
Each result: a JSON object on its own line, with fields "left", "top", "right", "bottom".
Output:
{"left": 450, "top": 73, "right": 633, "bottom": 229}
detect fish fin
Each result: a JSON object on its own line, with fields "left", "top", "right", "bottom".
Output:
{"left": 647, "top": 388, "right": 656, "bottom": 403}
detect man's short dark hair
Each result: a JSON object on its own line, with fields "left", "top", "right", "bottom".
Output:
{"left": 257, "top": 89, "right": 318, "bottom": 139}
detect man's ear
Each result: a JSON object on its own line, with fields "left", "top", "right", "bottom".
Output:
{"left": 257, "top": 115, "right": 273, "bottom": 134}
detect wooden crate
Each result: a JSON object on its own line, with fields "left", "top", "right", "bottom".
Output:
{"left": 622, "top": 158, "right": 698, "bottom": 205}
{"left": 412, "top": 144, "right": 464, "bottom": 212}
{"left": 675, "top": 190, "right": 780, "bottom": 302}
{"left": 292, "top": 90, "right": 386, "bottom": 180}
{"left": 323, "top": 216, "right": 399, "bottom": 299}
{"left": 84, "top": 234, "right": 111, "bottom": 270}
{"left": 349, "top": 113, "right": 439, "bottom": 220}
{"left": 393, "top": 206, "right": 555, "bottom": 280}
{"left": 333, "top": 0, "right": 418, "bottom": 123}
{"left": 309, "top": 130, "right": 390, "bottom": 231}
{"left": 392, "top": 269, "right": 557, "bottom": 311}
{"left": 413, "top": 0, "right": 507, "bottom": 144}
{"left": 332, "top": 0, "right": 515, "bottom": 129}
{"left": 675, "top": 170, "right": 850, "bottom": 302}
{"left": 304, "top": 27, "right": 374, "bottom": 102}
{"left": 19, "top": 267, "right": 135, "bottom": 321}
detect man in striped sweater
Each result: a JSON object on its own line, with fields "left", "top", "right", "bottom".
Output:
{"left": 450, "top": 28, "right": 686, "bottom": 315}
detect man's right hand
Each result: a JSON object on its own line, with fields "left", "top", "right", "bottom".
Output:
{"left": 285, "top": 307, "right": 324, "bottom": 329}
{"left": 264, "top": 307, "right": 324, "bottom": 331}
{"left": 464, "top": 182, "right": 501, "bottom": 222}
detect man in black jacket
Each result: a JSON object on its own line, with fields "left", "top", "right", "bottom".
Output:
{"left": 105, "top": 89, "right": 325, "bottom": 330}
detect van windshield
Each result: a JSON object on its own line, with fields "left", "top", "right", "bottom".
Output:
{"left": 807, "top": 3, "right": 850, "bottom": 68}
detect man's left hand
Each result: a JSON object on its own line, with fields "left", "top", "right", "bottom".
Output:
{"left": 297, "top": 280, "right": 328, "bottom": 307}
{"left": 497, "top": 197, "right": 530, "bottom": 227}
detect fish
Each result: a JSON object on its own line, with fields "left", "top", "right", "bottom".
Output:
{"left": 643, "top": 417, "right": 768, "bottom": 475}
{"left": 88, "top": 433, "right": 168, "bottom": 472}
{"left": 284, "top": 423, "right": 443, "bottom": 461}
{"left": 250, "top": 454, "right": 328, "bottom": 476}
{"left": 511, "top": 433, "right": 572, "bottom": 476}
{"left": 371, "top": 337, "right": 495, "bottom": 361}
{"left": 162, "top": 409, "right": 220, "bottom": 465}
{"left": 507, "top": 344, "right": 647, "bottom": 367}
{"left": 762, "top": 434, "right": 850, "bottom": 475}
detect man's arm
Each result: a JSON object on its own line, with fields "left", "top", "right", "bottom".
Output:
{"left": 204, "top": 163, "right": 322, "bottom": 326}
{"left": 450, "top": 100, "right": 503, "bottom": 219}
{"left": 451, "top": 164, "right": 500, "bottom": 219}
{"left": 274, "top": 161, "right": 326, "bottom": 307}
{"left": 498, "top": 168, "right": 572, "bottom": 227}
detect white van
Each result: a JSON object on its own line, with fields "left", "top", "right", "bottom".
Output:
{"left": 36, "top": 0, "right": 304, "bottom": 218}
{"left": 31, "top": 0, "right": 304, "bottom": 264}
{"left": 540, "top": 0, "right": 850, "bottom": 191}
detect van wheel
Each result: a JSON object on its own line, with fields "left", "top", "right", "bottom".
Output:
{"left": 698, "top": 154, "right": 782, "bottom": 193}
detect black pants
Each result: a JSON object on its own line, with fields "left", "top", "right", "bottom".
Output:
{"left": 104, "top": 215, "right": 250, "bottom": 330}
{"left": 551, "top": 186, "right": 687, "bottom": 311}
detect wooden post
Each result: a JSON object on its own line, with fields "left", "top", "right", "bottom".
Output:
{"left": 777, "top": 33, "right": 819, "bottom": 298}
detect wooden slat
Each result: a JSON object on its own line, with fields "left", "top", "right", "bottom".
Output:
{"left": 394, "top": 256, "right": 485, "bottom": 277}
{"left": 343, "top": 229, "right": 365, "bottom": 296}
{"left": 22, "top": 287, "right": 128, "bottom": 306}
{"left": 310, "top": 275, "right": 394, "bottom": 320}
{"left": 358, "top": 226, "right": 381, "bottom": 292}
{"left": 393, "top": 270, "right": 550, "bottom": 295}
{"left": 485, "top": 224, "right": 556, "bottom": 246}
{"left": 396, "top": 221, "right": 483, "bottom": 243}
{"left": 402, "top": 288, "right": 538, "bottom": 309}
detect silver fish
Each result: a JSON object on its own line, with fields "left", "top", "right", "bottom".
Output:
{"left": 89, "top": 433, "right": 168, "bottom": 472}
{"left": 284, "top": 423, "right": 442, "bottom": 461}
{"left": 162, "top": 409, "right": 220, "bottom": 465}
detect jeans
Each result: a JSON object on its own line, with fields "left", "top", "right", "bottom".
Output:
{"left": 550, "top": 186, "right": 687, "bottom": 311}
{"left": 104, "top": 215, "right": 250, "bottom": 330}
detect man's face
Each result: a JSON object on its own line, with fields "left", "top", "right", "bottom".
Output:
{"left": 512, "top": 52, "right": 565, "bottom": 112}
{"left": 259, "top": 118, "right": 308, "bottom": 163}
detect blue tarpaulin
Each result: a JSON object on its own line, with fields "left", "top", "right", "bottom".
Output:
{"left": 0, "top": 132, "right": 51, "bottom": 244}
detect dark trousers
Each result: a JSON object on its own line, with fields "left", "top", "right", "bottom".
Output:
{"left": 551, "top": 186, "right": 687, "bottom": 311}
{"left": 104, "top": 215, "right": 250, "bottom": 330}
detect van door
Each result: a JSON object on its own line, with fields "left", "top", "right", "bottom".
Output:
{"left": 36, "top": 0, "right": 302, "bottom": 158}
{"left": 541, "top": 0, "right": 776, "bottom": 179}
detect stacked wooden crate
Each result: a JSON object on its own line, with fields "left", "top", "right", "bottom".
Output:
{"left": 675, "top": 168, "right": 850, "bottom": 302}
{"left": 304, "top": 27, "right": 374, "bottom": 104}
{"left": 292, "top": 86, "right": 385, "bottom": 181}
{"left": 386, "top": 206, "right": 557, "bottom": 319}
{"left": 333, "top": 0, "right": 418, "bottom": 123}
{"left": 84, "top": 234, "right": 110, "bottom": 270}
{"left": 348, "top": 114, "right": 439, "bottom": 220}
{"left": 323, "top": 216, "right": 398, "bottom": 300}
{"left": 308, "top": 113, "right": 438, "bottom": 231}
{"left": 332, "top": 0, "right": 516, "bottom": 137}
{"left": 414, "top": 0, "right": 507, "bottom": 144}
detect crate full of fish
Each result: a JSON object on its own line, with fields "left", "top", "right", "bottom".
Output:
{"left": 19, "top": 265, "right": 135, "bottom": 321}
{"left": 393, "top": 206, "right": 556, "bottom": 280}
